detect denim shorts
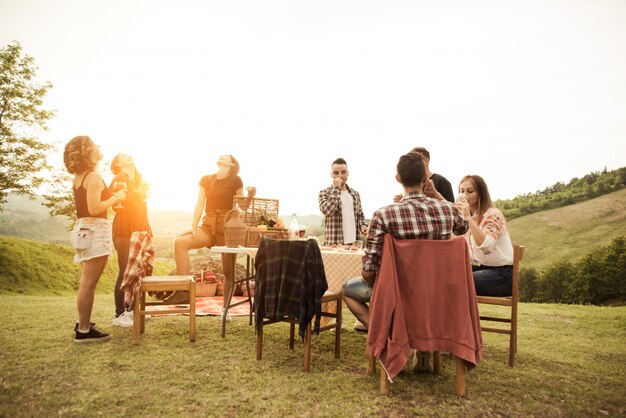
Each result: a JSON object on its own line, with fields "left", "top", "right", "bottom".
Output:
{"left": 72, "top": 218, "right": 112, "bottom": 264}
{"left": 342, "top": 277, "right": 373, "bottom": 304}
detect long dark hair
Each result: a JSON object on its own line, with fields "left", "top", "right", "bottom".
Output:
{"left": 459, "top": 174, "right": 493, "bottom": 225}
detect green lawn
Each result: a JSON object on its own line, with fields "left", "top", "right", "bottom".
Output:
{"left": 0, "top": 295, "right": 624, "bottom": 417}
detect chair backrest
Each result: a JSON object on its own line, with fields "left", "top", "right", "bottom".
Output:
{"left": 254, "top": 237, "right": 328, "bottom": 339}
{"left": 511, "top": 243, "right": 525, "bottom": 303}
{"left": 367, "top": 235, "right": 483, "bottom": 380}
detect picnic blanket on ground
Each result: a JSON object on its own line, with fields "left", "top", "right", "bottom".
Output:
{"left": 146, "top": 296, "right": 252, "bottom": 316}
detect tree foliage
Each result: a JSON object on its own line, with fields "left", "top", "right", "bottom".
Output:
{"left": 0, "top": 41, "right": 55, "bottom": 211}
{"left": 495, "top": 166, "right": 626, "bottom": 220}
{"left": 41, "top": 169, "right": 76, "bottom": 229}
{"left": 519, "top": 236, "right": 626, "bottom": 305}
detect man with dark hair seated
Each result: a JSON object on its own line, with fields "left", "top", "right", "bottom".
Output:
{"left": 342, "top": 152, "right": 468, "bottom": 371}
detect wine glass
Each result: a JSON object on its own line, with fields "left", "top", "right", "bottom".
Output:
{"left": 113, "top": 181, "right": 127, "bottom": 208}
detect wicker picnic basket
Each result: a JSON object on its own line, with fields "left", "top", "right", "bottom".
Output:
{"left": 245, "top": 227, "right": 288, "bottom": 247}
{"left": 224, "top": 208, "right": 249, "bottom": 247}
{"left": 232, "top": 196, "right": 280, "bottom": 227}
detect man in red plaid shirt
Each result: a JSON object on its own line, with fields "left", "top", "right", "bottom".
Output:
{"left": 343, "top": 152, "right": 468, "bottom": 332}
{"left": 318, "top": 158, "right": 368, "bottom": 246}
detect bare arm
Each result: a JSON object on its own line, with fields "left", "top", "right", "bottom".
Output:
{"left": 85, "top": 172, "right": 123, "bottom": 216}
{"left": 361, "top": 269, "right": 376, "bottom": 287}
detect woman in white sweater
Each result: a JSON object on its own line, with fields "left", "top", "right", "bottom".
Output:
{"left": 455, "top": 175, "right": 514, "bottom": 296}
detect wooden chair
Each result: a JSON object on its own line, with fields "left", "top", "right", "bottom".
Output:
{"left": 476, "top": 243, "right": 525, "bottom": 367}
{"left": 254, "top": 238, "right": 342, "bottom": 371}
{"left": 256, "top": 291, "right": 342, "bottom": 372}
{"left": 368, "top": 352, "right": 467, "bottom": 396}
{"left": 366, "top": 236, "right": 482, "bottom": 397}
{"left": 132, "top": 275, "right": 196, "bottom": 345}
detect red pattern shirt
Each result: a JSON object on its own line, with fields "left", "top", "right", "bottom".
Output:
{"left": 362, "top": 192, "right": 469, "bottom": 272}
{"left": 318, "top": 184, "right": 367, "bottom": 245}
{"left": 120, "top": 231, "right": 155, "bottom": 308}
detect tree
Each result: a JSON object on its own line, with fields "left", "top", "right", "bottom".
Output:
{"left": 0, "top": 41, "right": 55, "bottom": 211}
{"left": 42, "top": 168, "right": 76, "bottom": 228}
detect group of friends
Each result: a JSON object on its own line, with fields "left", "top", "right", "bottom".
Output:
{"left": 324, "top": 150, "right": 514, "bottom": 334}
{"left": 63, "top": 135, "right": 513, "bottom": 344}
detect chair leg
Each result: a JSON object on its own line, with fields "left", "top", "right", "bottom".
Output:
{"left": 433, "top": 351, "right": 441, "bottom": 375}
{"left": 455, "top": 355, "right": 466, "bottom": 398}
{"left": 508, "top": 331, "right": 516, "bottom": 367}
{"left": 380, "top": 367, "right": 390, "bottom": 395}
{"left": 334, "top": 297, "right": 342, "bottom": 359}
{"left": 256, "top": 324, "right": 263, "bottom": 360}
{"left": 189, "top": 283, "right": 196, "bottom": 343}
{"left": 133, "top": 289, "right": 141, "bottom": 345}
{"left": 289, "top": 323, "right": 295, "bottom": 350}
{"left": 303, "top": 322, "right": 311, "bottom": 372}
{"left": 368, "top": 354, "right": 376, "bottom": 374}
{"left": 140, "top": 290, "right": 146, "bottom": 333}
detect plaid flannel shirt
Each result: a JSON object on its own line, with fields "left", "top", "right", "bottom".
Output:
{"left": 254, "top": 237, "right": 328, "bottom": 340}
{"left": 318, "top": 184, "right": 367, "bottom": 245}
{"left": 120, "top": 231, "right": 155, "bottom": 309}
{"left": 362, "top": 192, "right": 468, "bottom": 272}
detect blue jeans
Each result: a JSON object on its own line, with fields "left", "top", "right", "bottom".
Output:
{"left": 472, "top": 265, "right": 513, "bottom": 297}
{"left": 342, "top": 277, "right": 373, "bottom": 304}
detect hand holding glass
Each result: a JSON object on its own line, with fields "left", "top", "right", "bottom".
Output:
{"left": 113, "top": 181, "right": 127, "bottom": 208}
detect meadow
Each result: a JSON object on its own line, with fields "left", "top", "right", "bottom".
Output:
{"left": 1, "top": 190, "right": 625, "bottom": 416}
{"left": 0, "top": 294, "right": 624, "bottom": 417}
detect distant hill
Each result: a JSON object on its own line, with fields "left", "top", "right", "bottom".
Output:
{"left": 4, "top": 188, "right": 625, "bottom": 273}
{"left": 0, "top": 235, "right": 174, "bottom": 295}
{"left": 508, "top": 188, "right": 626, "bottom": 271}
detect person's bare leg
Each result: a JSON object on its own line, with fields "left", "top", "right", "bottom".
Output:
{"left": 77, "top": 256, "right": 108, "bottom": 330}
{"left": 343, "top": 295, "right": 370, "bottom": 328}
{"left": 174, "top": 230, "right": 211, "bottom": 275}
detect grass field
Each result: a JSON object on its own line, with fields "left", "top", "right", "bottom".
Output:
{"left": 507, "top": 188, "right": 626, "bottom": 271}
{"left": 0, "top": 295, "right": 624, "bottom": 417}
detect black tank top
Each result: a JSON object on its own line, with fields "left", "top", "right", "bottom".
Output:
{"left": 74, "top": 171, "right": 111, "bottom": 219}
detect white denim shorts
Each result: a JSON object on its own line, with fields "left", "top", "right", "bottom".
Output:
{"left": 72, "top": 218, "right": 112, "bottom": 264}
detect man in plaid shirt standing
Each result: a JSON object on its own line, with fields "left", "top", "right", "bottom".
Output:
{"left": 318, "top": 158, "right": 368, "bottom": 246}
{"left": 342, "top": 152, "right": 468, "bottom": 333}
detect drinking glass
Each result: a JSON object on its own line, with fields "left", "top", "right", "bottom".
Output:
{"left": 113, "top": 181, "right": 127, "bottom": 208}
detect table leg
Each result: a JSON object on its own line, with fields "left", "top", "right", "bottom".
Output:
{"left": 221, "top": 253, "right": 237, "bottom": 338}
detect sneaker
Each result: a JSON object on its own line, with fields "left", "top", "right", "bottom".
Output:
{"left": 412, "top": 351, "right": 432, "bottom": 373}
{"left": 112, "top": 311, "right": 133, "bottom": 328}
{"left": 222, "top": 309, "right": 232, "bottom": 322}
{"left": 353, "top": 319, "right": 368, "bottom": 332}
{"left": 74, "top": 327, "right": 111, "bottom": 343}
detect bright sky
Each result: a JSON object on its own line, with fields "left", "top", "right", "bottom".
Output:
{"left": 2, "top": 0, "right": 625, "bottom": 217}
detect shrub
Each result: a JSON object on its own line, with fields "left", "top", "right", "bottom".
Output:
{"left": 519, "top": 267, "right": 539, "bottom": 302}
{"left": 531, "top": 236, "right": 626, "bottom": 305}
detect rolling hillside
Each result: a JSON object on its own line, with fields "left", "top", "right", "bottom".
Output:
{"left": 508, "top": 188, "right": 626, "bottom": 271}
{"left": 2, "top": 189, "right": 625, "bottom": 274}
{"left": 0, "top": 236, "right": 174, "bottom": 295}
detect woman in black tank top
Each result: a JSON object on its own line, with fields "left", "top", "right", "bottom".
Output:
{"left": 64, "top": 136, "right": 127, "bottom": 343}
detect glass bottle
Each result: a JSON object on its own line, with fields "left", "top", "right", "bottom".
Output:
{"left": 289, "top": 213, "right": 299, "bottom": 239}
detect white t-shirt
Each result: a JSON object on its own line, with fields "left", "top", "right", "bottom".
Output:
{"left": 340, "top": 190, "right": 356, "bottom": 244}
